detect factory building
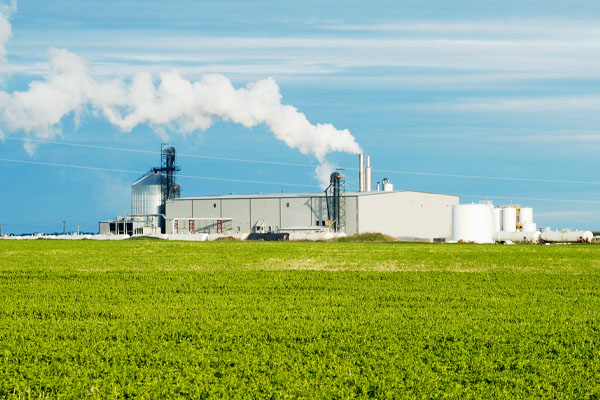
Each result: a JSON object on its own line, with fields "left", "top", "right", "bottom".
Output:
{"left": 165, "top": 190, "right": 457, "bottom": 239}
{"left": 98, "top": 145, "right": 594, "bottom": 243}
{"left": 163, "top": 152, "right": 458, "bottom": 239}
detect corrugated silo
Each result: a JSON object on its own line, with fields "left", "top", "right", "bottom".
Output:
{"left": 131, "top": 173, "right": 163, "bottom": 216}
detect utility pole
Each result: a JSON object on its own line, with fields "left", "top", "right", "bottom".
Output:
{"left": 77, "top": 225, "right": 80, "bottom": 235}
{"left": 62, "top": 220, "right": 66, "bottom": 235}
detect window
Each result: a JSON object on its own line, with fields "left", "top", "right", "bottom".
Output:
{"left": 213, "top": 203, "right": 217, "bottom": 208}
{"left": 316, "top": 221, "right": 320, "bottom": 226}
{"left": 286, "top": 202, "right": 290, "bottom": 207}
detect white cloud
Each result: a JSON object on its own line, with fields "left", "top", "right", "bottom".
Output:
{"left": 321, "top": 20, "right": 600, "bottom": 40}
{"left": 0, "top": 0, "right": 15, "bottom": 61}
{"left": 0, "top": 48, "right": 360, "bottom": 170}
{"left": 7, "top": 27, "right": 600, "bottom": 84}
{"left": 402, "top": 96, "right": 600, "bottom": 113}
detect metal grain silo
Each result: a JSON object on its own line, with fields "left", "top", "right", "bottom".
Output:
{"left": 131, "top": 173, "right": 163, "bottom": 216}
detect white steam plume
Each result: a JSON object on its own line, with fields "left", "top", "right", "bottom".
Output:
{"left": 0, "top": 0, "right": 16, "bottom": 61}
{"left": 0, "top": 48, "right": 360, "bottom": 172}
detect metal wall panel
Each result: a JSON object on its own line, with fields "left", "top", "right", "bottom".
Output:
{"left": 98, "top": 222, "right": 110, "bottom": 235}
{"left": 166, "top": 199, "right": 192, "bottom": 219}
{"left": 311, "top": 197, "right": 328, "bottom": 226}
{"left": 344, "top": 196, "right": 358, "bottom": 234}
{"left": 193, "top": 199, "right": 221, "bottom": 218}
{"left": 280, "top": 197, "right": 312, "bottom": 228}
{"left": 250, "top": 198, "right": 280, "bottom": 232}
{"left": 222, "top": 199, "right": 251, "bottom": 234}
{"left": 357, "top": 192, "right": 458, "bottom": 239}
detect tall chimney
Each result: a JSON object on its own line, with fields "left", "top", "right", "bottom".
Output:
{"left": 359, "top": 153, "right": 364, "bottom": 192}
{"left": 365, "top": 155, "right": 372, "bottom": 192}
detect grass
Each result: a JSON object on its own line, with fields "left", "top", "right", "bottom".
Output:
{"left": 336, "top": 232, "right": 397, "bottom": 242}
{"left": 1, "top": 241, "right": 600, "bottom": 398}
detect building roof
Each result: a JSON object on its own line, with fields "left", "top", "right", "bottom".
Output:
{"left": 132, "top": 172, "right": 164, "bottom": 186}
{"left": 168, "top": 190, "right": 458, "bottom": 201}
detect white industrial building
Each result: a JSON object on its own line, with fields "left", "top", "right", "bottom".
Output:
{"left": 164, "top": 190, "right": 458, "bottom": 239}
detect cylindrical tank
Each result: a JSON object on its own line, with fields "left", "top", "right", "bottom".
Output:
{"left": 493, "top": 230, "right": 541, "bottom": 244}
{"left": 541, "top": 230, "right": 594, "bottom": 243}
{"left": 519, "top": 207, "right": 533, "bottom": 225}
{"left": 358, "top": 154, "right": 364, "bottom": 192}
{"left": 492, "top": 208, "right": 503, "bottom": 233}
{"left": 382, "top": 178, "right": 394, "bottom": 192}
{"left": 131, "top": 173, "right": 163, "bottom": 215}
{"left": 522, "top": 222, "right": 537, "bottom": 232}
{"left": 365, "top": 155, "right": 372, "bottom": 192}
{"left": 502, "top": 207, "right": 517, "bottom": 232}
{"left": 452, "top": 204, "right": 494, "bottom": 243}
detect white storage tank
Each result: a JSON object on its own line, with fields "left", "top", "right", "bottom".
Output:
{"left": 493, "top": 230, "right": 541, "bottom": 244}
{"left": 519, "top": 207, "right": 533, "bottom": 225}
{"left": 382, "top": 178, "right": 394, "bottom": 192}
{"left": 452, "top": 204, "right": 494, "bottom": 243}
{"left": 131, "top": 173, "right": 163, "bottom": 216}
{"left": 492, "top": 208, "right": 503, "bottom": 233}
{"left": 502, "top": 207, "right": 517, "bottom": 232}
{"left": 541, "top": 230, "right": 593, "bottom": 243}
{"left": 522, "top": 222, "right": 537, "bottom": 232}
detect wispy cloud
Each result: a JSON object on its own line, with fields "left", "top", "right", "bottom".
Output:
{"left": 320, "top": 20, "right": 600, "bottom": 40}
{"left": 536, "top": 210, "right": 600, "bottom": 218}
{"left": 417, "top": 96, "right": 600, "bottom": 113}
{"left": 6, "top": 30, "right": 600, "bottom": 84}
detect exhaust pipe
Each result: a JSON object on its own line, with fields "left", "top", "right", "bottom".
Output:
{"left": 365, "top": 155, "right": 372, "bottom": 192}
{"left": 359, "top": 153, "right": 364, "bottom": 192}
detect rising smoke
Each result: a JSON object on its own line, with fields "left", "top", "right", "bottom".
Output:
{"left": 0, "top": 5, "right": 360, "bottom": 187}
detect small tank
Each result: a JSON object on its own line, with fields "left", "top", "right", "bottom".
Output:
{"left": 382, "top": 178, "right": 394, "bottom": 192}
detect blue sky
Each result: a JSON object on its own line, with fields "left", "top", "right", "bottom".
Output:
{"left": 1, "top": 0, "right": 600, "bottom": 234}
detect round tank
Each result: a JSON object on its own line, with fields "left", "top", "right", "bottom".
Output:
{"left": 522, "top": 222, "right": 537, "bottom": 232}
{"left": 493, "top": 208, "right": 503, "bottom": 233}
{"left": 493, "top": 231, "right": 541, "bottom": 244}
{"left": 541, "top": 230, "right": 593, "bottom": 243}
{"left": 519, "top": 207, "right": 533, "bottom": 225}
{"left": 452, "top": 204, "right": 494, "bottom": 243}
{"left": 502, "top": 207, "right": 517, "bottom": 232}
{"left": 131, "top": 173, "right": 163, "bottom": 215}
{"left": 382, "top": 178, "right": 394, "bottom": 192}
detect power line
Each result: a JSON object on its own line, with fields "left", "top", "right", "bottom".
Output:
{"left": 3, "top": 135, "right": 600, "bottom": 186}
{"left": 1, "top": 136, "right": 318, "bottom": 168}
{"left": 1, "top": 157, "right": 598, "bottom": 206}
{"left": 376, "top": 169, "right": 600, "bottom": 186}
{"left": 0, "top": 158, "right": 321, "bottom": 189}
{"left": 459, "top": 194, "right": 600, "bottom": 205}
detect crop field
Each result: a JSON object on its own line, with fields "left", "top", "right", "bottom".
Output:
{"left": 1, "top": 240, "right": 599, "bottom": 398}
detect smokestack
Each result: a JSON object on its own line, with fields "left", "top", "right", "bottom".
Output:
{"left": 359, "top": 153, "right": 364, "bottom": 192}
{"left": 365, "top": 155, "right": 372, "bottom": 192}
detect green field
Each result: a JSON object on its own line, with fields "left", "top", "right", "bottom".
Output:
{"left": 1, "top": 240, "right": 599, "bottom": 398}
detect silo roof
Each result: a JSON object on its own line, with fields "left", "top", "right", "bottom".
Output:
{"left": 132, "top": 172, "right": 164, "bottom": 186}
